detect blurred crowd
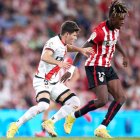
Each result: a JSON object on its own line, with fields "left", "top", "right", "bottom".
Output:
{"left": 0, "top": 0, "right": 140, "bottom": 110}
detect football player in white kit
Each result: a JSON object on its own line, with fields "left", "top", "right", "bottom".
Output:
{"left": 7, "top": 21, "right": 93, "bottom": 138}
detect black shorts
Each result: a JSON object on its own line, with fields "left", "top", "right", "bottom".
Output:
{"left": 85, "top": 66, "right": 119, "bottom": 89}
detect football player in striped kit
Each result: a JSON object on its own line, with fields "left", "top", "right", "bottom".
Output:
{"left": 62, "top": 0, "right": 128, "bottom": 138}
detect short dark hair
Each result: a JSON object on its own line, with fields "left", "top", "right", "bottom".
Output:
{"left": 60, "top": 21, "right": 80, "bottom": 35}
{"left": 109, "top": 0, "right": 128, "bottom": 17}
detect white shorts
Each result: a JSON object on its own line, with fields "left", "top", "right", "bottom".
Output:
{"left": 33, "top": 76, "right": 69, "bottom": 102}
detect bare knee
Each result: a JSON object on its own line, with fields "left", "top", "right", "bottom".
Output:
{"left": 116, "top": 93, "right": 127, "bottom": 104}
{"left": 93, "top": 85, "right": 109, "bottom": 108}
{"left": 112, "top": 89, "right": 127, "bottom": 104}
{"left": 95, "top": 98, "right": 108, "bottom": 108}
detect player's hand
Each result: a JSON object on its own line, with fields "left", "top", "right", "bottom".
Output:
{"left": 60, "top": 72, "right": 71, "bottom": 83}
{"left": 81, "top": 47, "right": 94, "bottom": 57}
{"left": 122, "top": 57, "right": 129, "bottom": 67}
{"left": 57, "top": 61, "right": 71, "bottom": 69}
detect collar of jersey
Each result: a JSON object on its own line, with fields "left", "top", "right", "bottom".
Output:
{"left": 58, "top": 34, "right": 67, "bottom": 46}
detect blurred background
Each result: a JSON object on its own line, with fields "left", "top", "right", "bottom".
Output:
{"left": 0, "top": 0, "right": 140, "bottom": 137}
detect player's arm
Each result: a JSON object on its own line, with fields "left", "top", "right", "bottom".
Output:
{"left": 41, "top": 49, "right": 70, "bottom": 68}
{"left": 60, "top": 41, "right": 93, "bottom": 83}
{"left": 67, "top": 45, "right": 81, "bottom": 52}
{"left": 116, "top": 41, "right": 129, "bottom": 67}
{"left": 61, "top": 31, "right": 97, "bottom": 82}
{"left": 116, "top": 41, "right": 127, "bottom": 58}
{"left": 41, "top": 49, "right": 59, "bottom": 65}
{"left": 73, "top": 41, "right": 93, "bottom": 65}
{"left": 73, "top": 30, "right": 97, "bottom": 65}
{"left": 67, "top": 44, "right": 93, "bottom": 57}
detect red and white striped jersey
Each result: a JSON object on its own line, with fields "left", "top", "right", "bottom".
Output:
{"left": 85, "top": 21, "right": 119, "bottom": 67}
{"left": 36, "top": 35, "right": 67, "bottom": 83}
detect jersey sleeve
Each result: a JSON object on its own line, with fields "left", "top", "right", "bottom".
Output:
{"left": 44, "top": 40, "right": 57, "bottom": 53}
{"left": 87, "top": 28, "right": 100, "bottom": 44}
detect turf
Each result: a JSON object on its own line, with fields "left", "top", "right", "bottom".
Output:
{"left": 1, "top": 137, "right": 140, "bottom": 140}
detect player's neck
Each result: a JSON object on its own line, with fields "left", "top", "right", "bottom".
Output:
{"left": 106, "top": 20, "right": 115, "bottom": 30}
{"left": 59, "top": 34, "right": 66, "bottom": 45}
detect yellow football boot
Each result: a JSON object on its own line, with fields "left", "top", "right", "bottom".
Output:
{"left": 42, "top": 120, "right": 57, "bottom": 137}
{"left": 64, "top": 115, "right": 75, "bottom": 134}
{"left": 94, "top": 127, "right": 112, "bottom": 138}
{"left": 7, "top": 122, "right": 18, "bottom": 138}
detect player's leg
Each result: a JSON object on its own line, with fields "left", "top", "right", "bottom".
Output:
{"left": 95, "top": 67, "right": 126, "bottom": 138}
{"left": 42, "top": 82, "right": 80, "bottom": 136}
{"left": 50, "top": 92, "right": 80, "bottom": 122}
{"left": 7, "top": 77, "right": 50, "bottom": 138}
{"left": 71, "top": 66, "right": 109, "bottom": 118}
{"left": 7, "top": 92, "right": 50, "bottom": 138}
{"left": 100, "top": 79, "right": 126, "bottom": 127}
{"left": 64, "top": 66, "right": 110, "bottom": 134}
{"left": 35, "top": 110, "right": 49, "bottom": 137}
{"left": 64, "top": 85, "right": 109, "bottom": 135}
{"left": 73, "top": 85, "right": 108, "bottom": 118}
{"left": 35, "top": 101, "right": 56, "bottom": 137}
{"left": 55, "top": 91, "right": 80, "bottom": 134}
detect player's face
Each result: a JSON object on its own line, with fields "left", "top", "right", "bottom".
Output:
{"left": 66, "top": 32, "right": 78, "bottom": 45}
{"left": 111, "top": 13, "right": 126, "bottom": 29}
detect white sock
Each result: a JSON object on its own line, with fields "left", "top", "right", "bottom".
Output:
{"left": 71, "top": 112, "right": 76, "bottom": 118}
{"left": 50, "top": 96, "right": 80, "bottom": 123}
{"left": 16, "top": 102, "right": 49, "bottom": 127}
{"left": 50, "top": 104, "right": 74, "bottom": 123}
{"left": 98, "top": 124, "right": 106, "bottom": 129}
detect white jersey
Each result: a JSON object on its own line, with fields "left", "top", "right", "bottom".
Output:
{"left": 36, "top": 35, "right": 67, "bottom": 83}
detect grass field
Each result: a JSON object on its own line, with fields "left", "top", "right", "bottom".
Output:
{"left": 1, "top": 137, "right": 140, "bottom": 140}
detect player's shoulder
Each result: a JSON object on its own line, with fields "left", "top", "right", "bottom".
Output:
{"left": 43, "top": 35, "right": 59, "bottom": 49}
{"left": 92, "top": 21, "right": 106, "bottom": 35}
{"left": 46, "top": 35, "right": 61, "bottom": 47}
{"left": 90, "top": 21, "right": 106, "bottom": 40}
{"left": 95, "top": 21, "right": 106, "bottom": 30}
{"left": 48, "top": 35, "right": 60, "bottom": 44}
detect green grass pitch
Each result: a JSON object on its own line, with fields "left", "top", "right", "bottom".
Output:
{"left": 1, "top": 137, "right": 140, "bottom": 140}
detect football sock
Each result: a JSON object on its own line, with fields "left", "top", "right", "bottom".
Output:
{"left": 101, "top": 100, "right": 122, "bottom": 126}
{"left": 16, "top": 102, "right": 49, "bottom": 127}
{"left": 50, "top": 104, "right": 74, "bottom": 123}
{"left": 97, "top": 124, "right": 106, "bottom": 129}
{"left": 74, "top": 100, "right": 97, "bottom": 118}
{"left": 50, "top": 96, "right": 80, "bottom": 123}
{"left": 51, "top": 96, "right": 80, "bottom": 123}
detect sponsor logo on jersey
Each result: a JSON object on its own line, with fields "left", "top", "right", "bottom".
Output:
{"left": 104, "top": 40, "right": 117, "bottom": 46}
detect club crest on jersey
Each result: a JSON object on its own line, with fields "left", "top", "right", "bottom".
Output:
{"left": 49, "top": 42, "right": 53, "bottom": 47}
{"left": 98, "top": 72, "right": 105, "bottom": 82}
{"left": 88, "top": 32, "right": 97, "bottom": 41}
